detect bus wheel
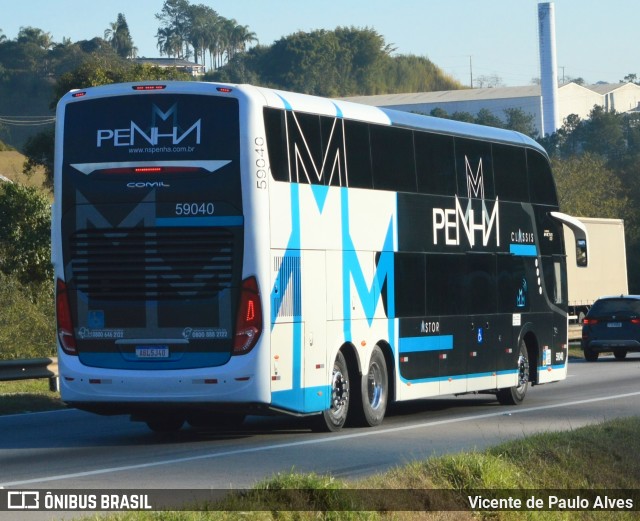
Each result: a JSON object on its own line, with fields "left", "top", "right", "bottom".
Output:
{"left": 146, "top": 417, "right": 185, "bottom": 433}
{"left": 497, "top": 341, "right": 529, "bottom": 405}
{"left": 354, "top": 346, "right": 388, "bottom": 427}
{"left": 315, "top": 351, "right": 350, "bottom": 432}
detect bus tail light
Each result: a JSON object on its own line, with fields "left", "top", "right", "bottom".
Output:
{"left": 233, "top": 277, "right": 262, "bottom": 355}
{"left": 583, "top": 318, "right": 598, "bottom": 325}
{"left": 56, "top": 278, "right": 77, "bottom": 355}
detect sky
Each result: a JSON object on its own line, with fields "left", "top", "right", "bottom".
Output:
{"left": 1, "top": 0, "right": 636, "bottom": 87}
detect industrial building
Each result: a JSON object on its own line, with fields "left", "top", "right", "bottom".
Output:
{"left": 344, "top": 81, "right": 640, "bottom": 137}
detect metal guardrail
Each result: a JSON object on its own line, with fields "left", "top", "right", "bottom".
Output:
{"left": 0, "top": 357, "right": 59, "bottom": 391}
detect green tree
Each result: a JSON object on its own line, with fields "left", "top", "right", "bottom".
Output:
{"left": 504, "top": 107, "right": 537, "bottom": 138}
{"left": 0, "top": 182, "right": 52, "bottom": 285}
{"left": 105, "top": 13, "right": 136, "bottom": 59}
{"left": 16, "top": 26, "right": 53, "bottom": 50}
{"left": 212, "top": 27, "right": 460, "bottom": 96}
{"left": 552, "top": 153, "right": 631, "bottom": 221}
{"left": 22, "top": 128, "right": 54, "bottom": 188}
{"left": 475, "top": 108, "right": 504, "bottom": 128}
{"left": 54, "top": 56, "right": 190, "bottom": 101}
{"left": 155, "top": 0, "right": 192, "bottom": 59}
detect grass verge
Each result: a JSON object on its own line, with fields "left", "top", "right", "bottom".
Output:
{"left": 64, "top": 417, "right": 640, "bottom": 520}
{"left": 0, "top": 379, "right": 65, "bottom": 415}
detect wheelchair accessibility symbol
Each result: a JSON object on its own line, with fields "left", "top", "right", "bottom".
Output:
{"left": 477, "top": 327, "right": 484, "bottom": 344}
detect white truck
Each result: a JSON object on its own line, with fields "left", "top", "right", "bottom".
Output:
{"left": 564, "top": 217, "right": 629, "bottom": 322}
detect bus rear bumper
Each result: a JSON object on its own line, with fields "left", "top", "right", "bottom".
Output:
{"left": 57, "top": 353, "right": 269, "bottom": 408}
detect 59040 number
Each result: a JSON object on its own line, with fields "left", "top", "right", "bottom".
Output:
{"left": 175, "top": 202, "right": 215, "bottom": 216}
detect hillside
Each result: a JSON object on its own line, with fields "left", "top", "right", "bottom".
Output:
{"left": 0, "top": 150, "right": 47, "bottom": 190}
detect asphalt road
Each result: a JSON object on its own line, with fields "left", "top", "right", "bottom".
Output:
{"left": 1, "top": 355, "right": 639, "bottom": 495}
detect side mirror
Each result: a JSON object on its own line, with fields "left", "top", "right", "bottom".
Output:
{"left": 576, "top": 239, "right": 588, "bottom": 267}
{"left": 550, "top": 212, "right": 589, "bottom": 268}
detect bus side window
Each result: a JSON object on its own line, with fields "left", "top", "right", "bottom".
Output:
{"left": 543, "top": 258, "right": 566, "bottom": 305}
{"left": 492, "top": 144, "right": 529, "bottom": 202}
{"left": 454, "top": 137, "right": 495, "bottom": 200}
{"left": 370, "top": 125, "right": 417, "bottom": 193}
{"left": 527, "top": 149, "right": 557, "bottom": 205}
{"left": 426, "top": 254, "right": 466, "bottom": 316}
{"left": 287, "top": 111, "right": 323, "bottom": 185}
{"left": 264, "top": 108, "right": 289, "bottom": 182}
{"left": 343, "top": 120, "right": 373, "bottom": 189}
{"left": 415, "top": 132, "right": 456, "bottom": 196}
{"left": 393, "top": 253, "right": 426, "bottom": 318}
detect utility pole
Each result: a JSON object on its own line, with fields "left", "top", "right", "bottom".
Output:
{"left": 469, "top": 56, "right": 473, "bottom": 88}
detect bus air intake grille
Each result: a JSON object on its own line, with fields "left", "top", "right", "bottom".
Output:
{"left": 69, "top": 227, "right": 236, "bottom": 301}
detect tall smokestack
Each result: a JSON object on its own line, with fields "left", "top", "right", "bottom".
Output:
{"left": 538, "top": 2, "right": 559, "bottom": 136}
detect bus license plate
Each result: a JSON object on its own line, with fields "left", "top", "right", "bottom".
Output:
{"left": 607, "top": 322, "right": 622, "bottom": 328}
{"left": 136, "top": 346, "right": 170, "bottom": 358}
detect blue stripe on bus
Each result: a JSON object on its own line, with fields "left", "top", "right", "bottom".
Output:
{"left": 509, "top": 244, "right": 538, "bottom": 256}
{"left": 156, "top": 216, "right": 244, "bottom": 227}
{"left": 399, "top": 335, "right": 454, "bottom": 353}
{"left": 274, "top": 93, "right": 293, "bottom": 110}
{"left": 401, "top": 370, "right": 514, "bottom": 384}
{"left": 332, "top": 102, "right": 343, "bottom": 118}
{"left": 271, "top": 385, "right": 331, "bottom": 413}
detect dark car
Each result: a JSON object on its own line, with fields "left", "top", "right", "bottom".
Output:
{"left": 581, "top": 295, "right": 640, "bottom": 361}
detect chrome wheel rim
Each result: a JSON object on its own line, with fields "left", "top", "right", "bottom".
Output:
{"left": 367, "top": 361, "right": 384, "bottom": 410}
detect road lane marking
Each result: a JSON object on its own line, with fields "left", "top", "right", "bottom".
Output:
{"left": 3, "top": 390, "right": 640, "bottom": 487}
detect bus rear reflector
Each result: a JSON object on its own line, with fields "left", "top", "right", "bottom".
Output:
{"left": 56, "top": 278, "right": 77, "bottom": 355}
{"left": 233, "top": 277, "right": 262, "bottom": 355}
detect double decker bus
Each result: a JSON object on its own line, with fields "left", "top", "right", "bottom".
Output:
{"left": 52, "top": 81, "right": 587, "bottom": 432}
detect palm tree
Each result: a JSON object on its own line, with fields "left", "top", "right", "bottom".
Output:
{"left": 105, "top": 14, "right": 136, "bottom": 58}
{"left": 186, "top": 4, "right": 219, "bottom": 67}
{"left": 230, "top": 23, "right": 257, "bottom": 58}
{"left": 156, "top": 27, "right": 182, "bottom": 58}
{"left": 17, "top": 26, "right": 54, "bottom": 50}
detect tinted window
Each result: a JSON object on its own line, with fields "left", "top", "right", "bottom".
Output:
{"left": 455, "top": 138, "right": 494, "bottom": 199}
{"left": 415, "top": 132, "right": 456, "bottom": 196}
{"left": 264, "top": 108, "right": 288, "bottom": 182}
{"left": 493, "top": 144, "right": 529, "bottom": 202}
{"left": 287, "top": 111, "right": 323, "bottom": 185}
{"left": 426, "top": 254, "right": 466, "bottom": 315}
{"left": 344, "top": 120, "right": 373, "bottom": 189}
{"left": 370, "top": 125, "right": 417, "bottom": 193}
{"left": 497, "top": 255, "right": 529, "bottom": 312}
{"left": 394, "top": 253, "right": 426, "bottom": 317}
{"left": 527, "top": 149, "right": 557, "bottom": 205}
{"left": 320, "top": 116, "right": 347, "bottom": 187}
{"left": 466, "top": 254, "right": 497, "bottom": 314}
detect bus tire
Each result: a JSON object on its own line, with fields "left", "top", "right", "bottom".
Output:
{"left": 353, "top": 345, "right": 388, "bottom": 427}
{"left": 315, "top": 350, "right": 350, "bottom": 432}
{"left": 146, "top": 417, "right": 185, "bottom": 433}
{"left": 497, "top": 340, "right": 529, "bottom": 405}
{"left": 614, "top": 350, "right": 627, "bottom": 360}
